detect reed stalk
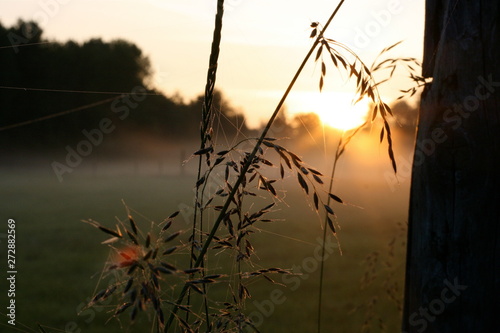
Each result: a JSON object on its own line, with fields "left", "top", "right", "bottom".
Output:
{"left": 164, "top": 1, "right": 347, "bottom": 330}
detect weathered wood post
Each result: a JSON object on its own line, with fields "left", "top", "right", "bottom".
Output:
{"left": 403, "top": 1, "right": 500, "bottom": 332}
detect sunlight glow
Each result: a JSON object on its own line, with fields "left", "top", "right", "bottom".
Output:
{"left": 315, "top": 94, "right": 370, "bottom": 131}
{"left": 292, "top": 92, "right": 371, "bottom": 131}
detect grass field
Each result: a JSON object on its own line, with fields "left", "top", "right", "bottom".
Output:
{"left": 0, "top": 150, "right": 410, "bottom": 333}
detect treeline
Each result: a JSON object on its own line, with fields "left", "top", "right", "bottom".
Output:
{"left": 0, "top": 20, "right": 417, "bottom": 158}
{"left": 0, "top": 20, "right": 249, "bottom": 155}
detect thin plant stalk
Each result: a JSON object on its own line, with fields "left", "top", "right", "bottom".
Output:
{"left": 316, "top": 123, "right": 365, "bottom": 333}
{"left": 317, "top": 134, "right": 342, "bottom": 333}
{"left": 187, "top": 0, "right": 225, "bottom": 328}
{"left": 165, "top": 0, "right": 347, "bottom": 330}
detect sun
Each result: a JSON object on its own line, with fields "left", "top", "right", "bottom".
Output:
{"left": 311, "top": 92, "right": 371, "bottom": 131}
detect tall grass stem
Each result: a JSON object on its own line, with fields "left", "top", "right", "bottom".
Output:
{"left": 187, "top": 0, "right": 225, "bottom": 329}
{"left": 165, "top": 0, "right": 347, "bottom": 330}
{"left": 317, "top": 135, "right": 342, "bottom": 333}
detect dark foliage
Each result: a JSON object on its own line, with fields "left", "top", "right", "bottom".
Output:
{"left": 0, "top": 20, "right": 249, "bottom": 154}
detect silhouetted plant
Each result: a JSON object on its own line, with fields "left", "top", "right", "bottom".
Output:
{"left": 85, "top": 1, "right": 424, "bottom": 332}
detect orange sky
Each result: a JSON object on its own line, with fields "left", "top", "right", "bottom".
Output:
{"left": 1, "top": 0, "right": 425, "bottom": 128}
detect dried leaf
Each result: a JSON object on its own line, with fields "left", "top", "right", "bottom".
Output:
{"left": 194, "top": 146, "right": 213, "bottom": 155}
{"left": 127, "top": 231, "right": 139, "bottom": 245}
{"left": 162, "top": 220, "right": 172, "bottom": 231}
{"left": 328, "top": 193, "right": 344, "bottom": 204}
{"left": 327, "top": 217, "right": 336, "bottom": 234}
{"left": 308, "top": 168, "right": 323, "bottom": 176}
{"left": 288, "top": 151, "right": 302, "bottom": 162}
{"left": 239, "top": 284, "right": 250, "bottom": 300}
{"left": 276, "top": 149, "right": 292, "bottom": 169}
{"left": 262, "top": 141, "right": 275, "bottom": 148}
{"left": 127, "top": 262, "right": 141, "bottom": 275}
{"left": 384, "top": 120, "right": 397, "bottom": 173}
{"left": 367, "top": 86, "right": 375, "bottom": 101}
{"left": 324, "top": 204, "right": 335, "bottom": 215}
{"left": 260, "top": 158, "right": 273, "bottom": 166}
{"left": 313, "top": 174, "right": 324, "bottom": 184}
{"left": 164, "top": 231, "right": 181, "bottom": 242}
{"left": 162, "top": 246, "right": 177, "bottom": 256}
{"left": 101, "top": 237, "right": 120, "bottom": 245}
{"left": 214, "top": 157, "right": 225, "bottom": 166}
{"left": 92, "top": 289, "right": 106, "bottom": 303}
{"left": 329, "top": 52, "right": 338, "bottom": 67}
{"left": 188, "top": 278, "right": 216, "bottom": 284}
{"left": 196, "top": 175, "right": 206, "bottom": 188}
{"left": 98, "top": 226, "right": 122, "bottom": 238}
{"left": 168, "top": 211, "right": 179, "bottom": 219}
{"left": 184, "top": 268, "right": 203, "bottom": 274}
{"left": 316, "top": 45, "right": 323, "bottom": 61}
{"left": 123, "top": 278, "right": 134, "bottom": 294}
{"left": 267, "top": 182, "right": 277, "bottom": 196}
{"left": 383, "top": 102, "right": 393, "bottom": 116}
{"left": 297, "top": 173, "right": 309, "bottom": 194}
{"left": 261, "top": 202, "right": 276, "bottom": 211}
{"left": 372, "top": 104, "right": 379, "bottom": 121}
{"left": 115, "top": 302, "right": 133, "bottom": 315}
{"left": 161, "top": 262, "right": 177, "bottom": 271}
{"left": 337, "top": 53, "right": 347, "bottom": 69}
{"left": 128, "top": 215, "right": 138, "bottom": 235}
{"left": 156, "top": 266, "right": 174, "bottom": 274}
{"left": 383, "top": 40, "right": 403, "bottom": 54}
{"left": 388, "top": 144, "right": 397, "bottom": 173}
{"left": 143, "top": 249, "right": 152, "bottom": 261}
{"left": 263, "top": 274, "right": 275, "bottom": 284}
{"left": 189, "top": 283, "right": 204, "bottom": 295}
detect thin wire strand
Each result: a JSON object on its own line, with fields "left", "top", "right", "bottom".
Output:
{"left": 255, "top": 227, "right": 316, "bottom": 246}
{"left": 0, "top": 85, "right": 162, "bottom": 96}
{"left": 0, "top": 41, "right": 53, "bottom": 49}
{"left": 0, "top": 96, "right": 118, "bottom": 132}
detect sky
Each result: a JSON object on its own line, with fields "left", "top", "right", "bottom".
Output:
{"left": 1, "top": 0, "right": 425, "bottom": 128}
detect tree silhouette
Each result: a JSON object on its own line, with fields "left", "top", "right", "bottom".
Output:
{"left": 0, "top": 20, "right": 250, "bottom": 155}
{"left": 403, "top": 1, "right": 499, "bottom": 332}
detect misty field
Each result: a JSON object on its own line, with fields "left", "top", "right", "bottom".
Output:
{"left": 0, "top": 141, "right": 410, "bottom": 332}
